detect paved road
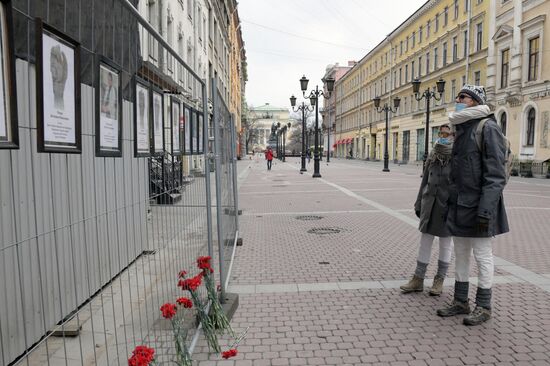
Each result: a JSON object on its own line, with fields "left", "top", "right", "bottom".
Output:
{"left": 194, "top": 157, "right": 550, "bottom": 365}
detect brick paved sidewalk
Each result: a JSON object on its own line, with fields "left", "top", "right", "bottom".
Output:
{"left": 193, "top": 158, "right": 550, "bottom": 365}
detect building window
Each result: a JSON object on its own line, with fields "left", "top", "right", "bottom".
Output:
{"left": 434, "top": 47, "right": 438, "bottom": 70}
{"left": 405, "top": 36, "right": 409, "bottom": 52}
{"left": 444, "top": 7, "right": 448, "bottom": 26}
{"left": 400, "top": 40, "right": 403, "bottom": 55}
{"left": 399, "top": 67, "right": 402, "bottom": 85}
{"left": 474, "top": 71, "right": 481, "bottom": 85}
{"left": 501, "top": 48, "right": 509, "bottom": 88}
{"left": 526, "top": 108, "right": 535, "bottom": 146}
{"left": 426, "top": 52, "right": 430, "bottom": 74}
{"left": 463, "top": 30, "right": 468, "bottom": 56}
{"left": 451, "top": 79, "right": 456, "bottom": 101}
{"left": 452, "top": 36, "right": 458, "bottom": 62}
{"left": 443, "top": 42, "right": 448, "bottom": 66}
{"left": 528, "top": 36, "right": 540, "bottom": 81}
{"left": 476, "top": 23, "right": 483, "bottom": 51}
{"left": 419, "top": 26, "right": 423, "bottom": 43}
{"left": 405, "top": 65, "right": 409, "bottom": 82}
{"left": 500, "top": 112, "right": 507, "bottom": 136}
{"left": 435, "top": 13, "right": 439, "bottom": 32}
{"left": 462, "top": 75, "right": 466, "bottom": 86}
{"left": 412, "top": 32, "right": 416, "bottom": 48}
{"left": 427, "top": 20, "right": 431, "bottom": 38}
{"left": 418, "top": 56, "right": 422, "bottom": 77}
{"left": 454, "top": 0, "right": 459, "bottom": 18}
{"left": 411, "top": 61, "right": 415, "bottom": 80}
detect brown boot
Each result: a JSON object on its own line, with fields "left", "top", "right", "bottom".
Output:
{"left": 400, "top": 275, "right": 424, "bottom": 293}
{"left": 429, "top": 275, "right": 445, "bottom": 296}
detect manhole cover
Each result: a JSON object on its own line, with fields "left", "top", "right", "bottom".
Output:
{"left": 296, "top": 215, "right": 323, "bottom": 221}
{"left": 307, "top": 227, "right": 342, "bottom": 235}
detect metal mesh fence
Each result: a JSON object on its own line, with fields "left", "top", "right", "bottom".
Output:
{"left": 212, "top": 79, "right": 239, "bottom": 299}
{"left": 0, "top": 1, "right": 237, "bottom": 365}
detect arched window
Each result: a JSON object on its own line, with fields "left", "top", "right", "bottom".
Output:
{"left": 500, "top": 112, "right": 507, "bottom": 136}
{"left": 526, "top": 108, "right": 536, "bottom": 146}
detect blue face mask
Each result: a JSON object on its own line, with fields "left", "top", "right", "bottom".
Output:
{"left": 455, "top": 103, "right": 467, "bottom": 112}
{"left": 437, "top": 137, "right": 452, "bottom": 145}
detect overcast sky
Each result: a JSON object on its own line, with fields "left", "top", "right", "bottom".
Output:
{"left": 238, "top": 0, "right": 427, "bottom": 109}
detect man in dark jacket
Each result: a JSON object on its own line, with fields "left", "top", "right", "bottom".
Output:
{"left": 437, "top": 85, "right": 509, "bottom": 326}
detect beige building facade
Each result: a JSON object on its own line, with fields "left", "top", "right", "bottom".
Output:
{"left": 486, "top": 0, "right": 550, "bottom": 165}
{"left": 248, "top": 104, "right": 295, "bottom": 152}
{"left": 334, "top": 0, "right": 491, "bottom": 163}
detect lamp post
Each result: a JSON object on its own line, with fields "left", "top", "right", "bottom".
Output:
{"left": 276, "top": 122, "right": 281, "bottom": 160}
{"left": 290, "top": 95, "right": 314, "bottom": 172}
{"left": 412, "top": 78, "right": 446, "bottom": 169}
{"left": 373, "top": 96, "right": 401, "bottom": 172}
{"left": 300, "top": 75, "right": 335, "bottom": 178}
{"left": 281, "top": 122, "right": 291, "bottom": 162}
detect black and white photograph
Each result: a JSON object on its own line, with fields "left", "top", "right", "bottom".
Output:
{"left": 96, "top": 58, "right": 122, "bottom": 157}
{"left": 170, "top": 97, "right": 181, "bottom": 155}
{"left": 36, "top": 19, "right": 81, "bottom": 153}
{"left": 191, "top": 109, "right": 198, "bottom": 155}
{"left": 151, "top": 88, "right": 164, "bottom": 155}
{"left": 134, "top": 77, "right": 150, "bottom": 157}
{"left": 198, "top": 112, "right": 203, "bottom": 154}
{"left": 0, "top": 0, "right": 18, "bottom": 149}
{"left": 184, "top": 106, "right": 191, "bottom": 154}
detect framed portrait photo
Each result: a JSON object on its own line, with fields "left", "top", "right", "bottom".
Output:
{"left": 191, "top": 109, "right": 198, "bottom": 155}
{"left": 96, "top": 57, "right": 122, "bottom": 157}
{"left": 183, "top": 106, "right": 191, "bottom": 155}
{"left": 36, "top": 18, "right": 81, "bottom": 153}
{"left": 150, "top": 86, "right": 164, "bottom": 156}
{"left": 133, "top": 76, "right": 151, "bottom": 157}
{"left": 198, "top": 112, "right": 204, "bottom": 154}
{"left": 0, "top": 0, "right": 18, "bottom": 149}
{"left": 170, "top": 97, "right": 181, "bottom": 156}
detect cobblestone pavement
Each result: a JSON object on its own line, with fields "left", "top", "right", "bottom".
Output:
{"left": 193, "top": 157, "right": 550, "bottom": 365}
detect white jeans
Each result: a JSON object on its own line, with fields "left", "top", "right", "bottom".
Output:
{"left": 454, "top": 237, "right": 494, "bottom": 289}
{"left": 417, "top": 233, "right": 453, "bottom": 264}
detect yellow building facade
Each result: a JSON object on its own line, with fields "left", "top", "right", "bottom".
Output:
{"left": 334, "top": 0, "right": 490, "bottom": 163}
{"left": 228, "top": 0, "right": 246, "bottom": 157}
{"left": 486, "top": 0, "right": 550, "bottom": 168}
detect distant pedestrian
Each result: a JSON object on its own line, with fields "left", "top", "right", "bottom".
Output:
{"left": 349, "top": 148, "right": 353, "bottom": 159}
{"left": 437, "top": 85, "right": 509, "bottom": 326}
{"left": 306, "top": 150, "right": 311, "bottom": 164}
{"left": 265, "top": 147, "right": 273, "bottom": 170}
{"left": 401, "top": 124, "right": 454, "bottom": 296}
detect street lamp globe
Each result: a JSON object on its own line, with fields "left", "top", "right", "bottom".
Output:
{"left": 290, "top": 95, "right": 297, "bottom": 107}
{"left": 412, "top": 78, "right": 421, "bottom": 94}
{"left": 436, "top": 78, "right": 446, "bottom": 94}
{"left": 393, "top": 96, "right": 401, "bottom": 109}
{"left": 373, "top": 96, "right": 381, "bottom": 108}
{"left": 310, "top": 96, "right": 317, "bottom": 106}
{"left": 300, "top": 75, "right": 309, "bottom": 92}
{"left": 324, "top": 77, "right": 335, "bottom": 92}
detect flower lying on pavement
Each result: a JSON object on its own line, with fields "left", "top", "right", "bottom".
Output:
{"left": 128, "top": 345, "right": 156, "bottom": 366}
{"left": 221, "top": 349, "right": 238, "bottom": 359}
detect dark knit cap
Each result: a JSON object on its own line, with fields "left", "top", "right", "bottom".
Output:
{"left": 459, "top": 84, "right": 487, "bottom": 105}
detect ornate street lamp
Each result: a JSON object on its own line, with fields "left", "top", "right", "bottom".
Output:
{"left": 290, "top": 95, "right": 314, "bottom": 172}
{"left": 300, "top": 75, "right": 335, "bottom": 178}
{"left": 373, "top": 96, "right": 401, "bottom": 172}
{"left": 412, "top": 78, "right": 446, "bottom": 169}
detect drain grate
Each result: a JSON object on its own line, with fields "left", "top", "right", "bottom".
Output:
{"left": 307, "top": 227, "right": 342, "bottom": 235}
{"left": 296, "top": 215, "right": 323, "bottom": 221}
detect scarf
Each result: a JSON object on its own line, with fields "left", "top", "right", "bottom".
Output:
{"left": 426, "top": 142, "right": 453, "bottom": 167}
{"left": 448, "top": 105, "right": 491, "bottom": 125}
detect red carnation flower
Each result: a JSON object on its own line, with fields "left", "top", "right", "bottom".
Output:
{"left": 176, "top": 297, "right": 193, "bottom": 308}
{"left": 221, "top": 349, "right": 238, "bottom": 359}
{"left": 178, "top": 270, "right": 187, "bottom": 278}
{"left": 197, "top": 256, "right": 212, "bottom": 271}
{"left": 128, "top": 345, "right": 155, "bottom": 365}
{"left": 160, "top": 303, "right": 177, "bottom": 319}
{"left": 178, "top": 275, "right": 202, "bottom": 291}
